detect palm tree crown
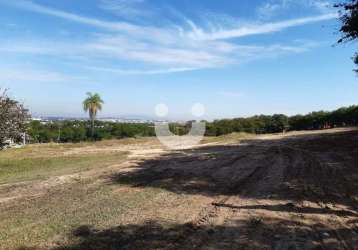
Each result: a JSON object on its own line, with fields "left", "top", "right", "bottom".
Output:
{"left": 83, "top": 92, "right": 104, "bottom": 137}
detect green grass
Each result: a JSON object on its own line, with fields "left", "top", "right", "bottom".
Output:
{"left": 0, "top": 142, "right": 150, "bottom": 249}
{"left": 201, "top": 132, "right": 254, "bottom": 144}
{"left": 0, "top": 152, "right": 128, "bottom": 184}
{"left": 0, "top": 137, "right": 161, "bottom": 185}
{"left": 0, "top": 139, "right": 204, "bottom": 249}
{"left": 0, "top": 179, "right": 166, "bottom": 249}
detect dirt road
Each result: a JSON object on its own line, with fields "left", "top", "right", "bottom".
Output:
{"left": 2, "top": 128, "right": 358, "bottom": 249}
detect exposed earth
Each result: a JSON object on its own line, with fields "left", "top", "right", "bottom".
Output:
{"left": 1, "top": 128, "right": 358, "bottom": 249}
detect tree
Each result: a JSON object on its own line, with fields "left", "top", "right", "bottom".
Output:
{"left": 83, "top": 92, "right": 104, "bottom": 138}
{"left": 336, "top": 0, "right": 358, "bottom": 71}
{"left": 0, "top": 90, "right": 30, "bottom": 148}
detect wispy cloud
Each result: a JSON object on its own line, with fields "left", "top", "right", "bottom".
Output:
{"left": 86, "top": 66, "right": 201, "bottom": 75}
{"left": 0, "top": 68, "right": 84, "bottom": 83}
{"left": 83, "top": 34, "right": 234, "bottom": 68}
{"left": 0, "top": 36, "right": 318, "bottom": 74}
{"left": 0, "top": 0, "right": 336, "bottom": 75}
{"left": 257, "top": 0, "right": 334, "bottom": 20}
{"left": 99, "top": 0, "right": 151, "bottom": 19}
{"left": 3, "top": 0, "right": 139, "bottom": 32}
{"left": 187, "top": 13, "right": 338, "bottom": 40}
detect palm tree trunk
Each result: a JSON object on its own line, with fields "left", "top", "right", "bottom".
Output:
{"left": 91, "top": 117, "right": 95, "bottom": 138}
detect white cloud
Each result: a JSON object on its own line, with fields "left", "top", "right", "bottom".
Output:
{"left": 0, "top": 1, "right": 336, "bottom": 74}
{"left": 86, "top": 66, "right": 201, "bottom": 75}
{"left": 83, "top": 34, "right": 233, "bottom": 68}
{"left": 99, "top": 0, "right": 151, "bottom": 19}
{"left": 5, "top": 0, "right": 139, "bottom": 32}
{"left": 257, "top": 2, "right": 283, "bottom": 19}
{"left": 257, "top": 0, "right": 334, "bottom": 19}
{"left": 5, "top": 1, "right": 337, "bottom": 41}
{"left": 0, "top": 68, "right": 84, "bottom": 83}
{"left": 0, "top": 36, "right": 318, "bottom": 74}
{"left": 311, "top": 1, "right": 332, "bottom": 12}
{"left": 187, "top": 13, "right": 338, "bottom": 40}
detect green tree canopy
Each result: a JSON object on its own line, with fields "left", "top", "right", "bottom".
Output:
{"left": 0, "top": 89, "right": 30, "bottom": 148}
{"left": 336, "top": 0, "right": 358, "bottom": 71}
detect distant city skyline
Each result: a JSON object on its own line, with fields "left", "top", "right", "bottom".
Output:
{"left": 1, "top": 0, "right": 357, "bottom": 120}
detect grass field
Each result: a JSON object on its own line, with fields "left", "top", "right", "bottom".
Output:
{"left": 0, "top": 152, "right": 127, "bottom": 184}
{"left": 0, "top": 137, "right": 160, "bottom": 184}
{"left": 0, "top": 139, "right": 206, "bottom": 250}
{"left": 1, "top": 129, "right": 358, "bottom": 249}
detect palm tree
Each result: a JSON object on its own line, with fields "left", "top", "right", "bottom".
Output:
{"left": 83, "top": 92, "right": 104, "bottom": 138}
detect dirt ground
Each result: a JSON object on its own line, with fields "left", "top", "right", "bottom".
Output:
{"left": 1, "top": 128, "right": 358, "bottom": 249}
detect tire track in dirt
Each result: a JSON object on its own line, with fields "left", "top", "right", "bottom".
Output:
{"left": 191, "top": 147, "right": 274, "bottom": 224}
{"left": 180, "top": 140, "right": 358, "bottom": 249}
{"left": 178, "top": 145, "right": 290, "bottom": 249}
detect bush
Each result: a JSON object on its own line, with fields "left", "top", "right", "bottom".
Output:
{"left": 0, "top": 90, "right": 30, "bottom": 147}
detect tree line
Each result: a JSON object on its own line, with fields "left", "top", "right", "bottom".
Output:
{"left": 2, "top": 86, "right": 358, "bottom": 145}
{"left": 28, "top": 120, "right": 155, "bottom": 143}
{"left": 28, "top": 104, "right": 358, "bottom": 143}
{"left": 205, "top": 105, "right": 358, "bottom": 136}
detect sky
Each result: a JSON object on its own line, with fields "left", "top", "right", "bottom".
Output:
{"left": 0, "top": 0, "right": 357, "bottom": 120}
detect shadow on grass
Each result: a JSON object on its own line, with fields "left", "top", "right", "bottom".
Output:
{"left": 16, "top": 130, "right": 358, "bottom": 250}
{"left": 110, "top": 130, "right": 358, "bottom": 209}
{"left": 212, "top": 202, "right": 358, "bottom": 217}
{"left": 18, "top": 216, "right": 358, "bottom": 250}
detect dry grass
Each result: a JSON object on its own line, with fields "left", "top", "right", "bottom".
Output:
{"left": 0, "top": 144, "right": 129, "bottom": 184}
{"left": 2, "top": 129, "right": 358, "bottom": 249}
{"left": 0, "top": 138, "right": 204, "bottom": 250}
{"left": 201, "top": 132, "right": 255, "bottom": 145}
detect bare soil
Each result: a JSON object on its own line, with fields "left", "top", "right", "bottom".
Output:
{"left": 1, "top": 128, "right": 358, "bottom": 249}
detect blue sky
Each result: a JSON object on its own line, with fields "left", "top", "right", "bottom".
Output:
{"left": 0, "top": 0, "right": 357, "bottom": 120}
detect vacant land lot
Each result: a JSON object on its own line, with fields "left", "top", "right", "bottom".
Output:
{"left": 1, "top": 128, "right": 358, "bottom": 249}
